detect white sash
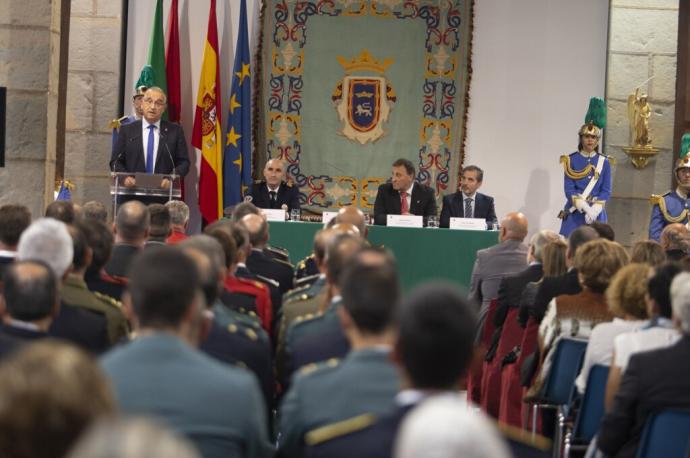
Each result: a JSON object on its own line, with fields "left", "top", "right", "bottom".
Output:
{"left": 569, "top": 154, "right": 605, "bottom": 214}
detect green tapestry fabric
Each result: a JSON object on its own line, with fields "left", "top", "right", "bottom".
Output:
{"left": 258, "top": 0, "right": 474, "bottom": 211}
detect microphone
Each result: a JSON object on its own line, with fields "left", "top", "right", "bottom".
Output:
{"left": 281, "top": 204, "right": 289, "bottom": 221}
{"left": 158, "top": 132, "right": 177, "bottom": 180}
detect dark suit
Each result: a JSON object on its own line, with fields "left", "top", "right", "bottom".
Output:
{"left": 110, "top": 120, "right": 190, "bottom": 176}
{"left": 494, "top": 263, "right": 543, "bottom": 327}
{"left": 104, "top": 244, "right": 141, "bottom": 279}
{"left": 0, "top": 254, "right": 14, "bottom": 281}
{"left": 373, "top": 182, "right": 437, "bottom": 226}
{"left": 49, "top": 302, "right": 109, "bottom": 354}
{"left": 439, "top": 191, "right": 497, "bottom": 228}
{"left": 249, "top": 181, "right": 301, "bottom": 211}
{"left": 0, "top": 323, "right": 48, "bottom": 360}
{"left": 523, "top": 268, "right": 581, "bottom": 325}
{"left": 247, "top": 249, "right": 294, "bottom": 296}
{"left": 85, "top": 269, "right": 125, "bottom": 302}
{"left": 598, "top": 336, "right": 690, "bottom": 458}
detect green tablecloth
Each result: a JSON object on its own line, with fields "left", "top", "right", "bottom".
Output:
{"left": 267, "top": 221, "right": 499, "bottom": 291}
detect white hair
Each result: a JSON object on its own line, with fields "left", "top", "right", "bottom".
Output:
{"left": 530, "top": 229, "right": 562, "bottom": 263}
{"left": 394, "top": 394, "right": 511, "bottom": 458}
{"left": 17, "top": 218, "right": 73, "bottom": 278}
{"left": 165, "top": 200, "right": 190, "bottom": 226}
{"left": 670, "top": 272, "right": 690, "bottom": 334}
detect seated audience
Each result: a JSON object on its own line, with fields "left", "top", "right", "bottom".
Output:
{"left": 630, "top": 239, "right": 666, "bottom": 266}
{"left": 81, "top": 200, "right": 108, "bottom": 223}
{"left": 101, "top": 247, "right": 272, "bottom": 458}
{"left": 45, "top": 200, "right": 76, "bottom": 224}
{"left": 104, "top": 201, "right": 150, "bottom": 280}
{"left": 145, "top": 203, "right": 171, "bottom": 248}
{"left": 81, "top": 219, "right": 124, "bottom": 301}
{"left": 165, "top": 199, "right": 190, "bottom": 244}
{"left": 439, "top": 164, "right": 497, "bottom": 228}
{"left": 373, "top": 158, "right": 437, "bottom": 226}
{"left": 241, "top": 213, "right": 294, "bottom": 295}
{"left": 575, "top": 263, "right": 649, "bottom": 394}
{"left": 597, "top": 271, "right": 690, "bottom": 457}
{"left": 659, "top": 223, "right": 689, "bottom": 261}
{"left": 334, "top": 205, "right": 369, "bottom": 238}
{"left": 0, "top": 341, "right": 115, "bottom": 458}
{"left": 590, "top": 221, "right": 615, "bottom": 241}
{"left": 0, "top": 204, "right": 31, "bottom": 279}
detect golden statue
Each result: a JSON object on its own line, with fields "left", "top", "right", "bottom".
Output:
{"left": 627, "top": 88, "right": 652, "bottom": 147}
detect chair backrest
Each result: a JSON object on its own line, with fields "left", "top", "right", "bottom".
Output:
{"left": 479, "top": 298, "right": 500, "bottom": 345}
{"left": 542, "top": 337, "right": 588, "bottom": 404}
{"left": 636, "top": 409, "right": 690, "bottom": 458}
{"left": 572, "top": 364, "right": 609, "bottom": 442}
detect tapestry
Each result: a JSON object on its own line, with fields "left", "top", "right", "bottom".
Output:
{"left": 257, "top": 0, "right": 474, "bottom": 210}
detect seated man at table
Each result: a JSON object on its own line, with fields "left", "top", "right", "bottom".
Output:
{"left": 373, "top": 158, "right": 437, "bottom": 226}
{"left": 247, "top": 159, "right": 301, "bottom": 212}
{"left": 440, "top": 165, "right": 497, "bottom": 228}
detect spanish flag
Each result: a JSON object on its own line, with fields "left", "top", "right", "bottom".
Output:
{"left": 192, "top": 0, "right": 223, "bottom": 224}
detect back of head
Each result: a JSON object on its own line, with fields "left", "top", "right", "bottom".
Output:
{"left": 240, "top": 213, "right": 268, "bottom": 247}
{"left": 165, "top": 200, "right": 190, "bottom": 227}
{"left": 79, "top": 219, "right": 114, "bottom": 274}
{"left": 575, "top": 239, "right": 629, "bottom": 293}
{"left": 647, "top": 262, "right": 684, "bottom": 319}
{"left": 127, "top": 246, "right": 200, "bottom": 328}
{"left": 590, "top": 221, "right": 615, "bottom": 241}
{"left": 45, "top": 201, "right": 75, "bottom": 224}
{"left": 605, "top": 263, "right": 650, "bottom": 320}
{"left": 203, "top": 221, "right": 238, "bottom": 268}
{"left": 312, "top": 229, "right": 334, "bottom": 264}
{"left": 231, "top": 202, "right": 260, "bottom": 222}
{"left": 115, "top": 201, "right": 150, "bottom": 243}
{"left": 17, "top": 218, "right": 74, "bottom": 278}
{"left": 147, "top": 204, "right": 171, "bottom": 239}
{"left": 340, "top": 248, "right": 399, "bottom": 334}
{"left": 501, "top": 212, "right": 528, "bottom": 241}
{"left": 398, "top": 282, "right": 477, "bottom": 389}
{"left": 68, "top": 224, "right": 90, "bottom": 272}
{"left": 630, "top": 240, "right": 666, "bottom": 266}
{"left": 541, "top": 239, "right": 568, "bottom": 277}
{"left": 178, "top": 235, "right": 226, "bottom": 307}
{"left": 81, "top": 201, "right": 108, "bottom": 224}
{"left": 660, "top": 223, "right": 690, "bottom": 251}
{"left": 0, "top": 204, "right": 31, "bottom": 248}
{"left": 335, "top": 206, "right": 366, "bottom": 236}
{"left": 670, "top": 271, "right": 690, "bottom": 334}
{"left": 325, "top": 233, "right": 364, "bottom": 288}
{"left": 0, "top": 341, "right": 114, "bottom": 458}
{"left": 530, "top": 230, "right": 561, "bottom": 263}
{"left": 2, "top": 260, "right": 57, "bottom": 322}
{"left": 567, "top": 225, "right": 599, "bottom": 259}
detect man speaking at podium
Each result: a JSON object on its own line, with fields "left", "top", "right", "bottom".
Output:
{"left": 110, "top": 87, "right": 190, "bottom": 191}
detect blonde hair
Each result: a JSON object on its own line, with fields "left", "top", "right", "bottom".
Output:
{"left": 605, "top": 263, "right": 650, "bottom": 319}
{"left": 541, "top": 239, "right": 568, "bottom": 277}
{"left": 630, "top": 240, "right": 666, "bottom": 267}
{"left": 575, "top": 239, "right": 629, "bottom": 294}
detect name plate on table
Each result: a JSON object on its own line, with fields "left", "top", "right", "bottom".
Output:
{"left": 262, "top": 209, "right": 286, "bottom": 222}
{"left": 449, "top": 217, "right": 487, "bottom": 231}
{"left": 322, "top": 211, "right": 338, "bottom": 226}
{"left": 387, "top": 214, "right": 423, "bottom": 228}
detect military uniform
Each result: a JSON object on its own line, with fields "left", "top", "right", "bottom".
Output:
{"left": 247, "top": 180, "right": 301, "bottom": 212}
{"left": 295, "top": 254, "right": 319, "bottom": 281}
{"left": 648, "top": 190, "right": 690, "bottom": 241}
{"left": 61, "top": 274, "right": 129, "bottom": 344}
{"left": 224, "top": 275, "right": 273, "bottom": 334}
{"left": 110, "top": 114, "right": 137, "bottom": 154}
{"left": 277, "top": 348, "right": 400, "bottom": 458}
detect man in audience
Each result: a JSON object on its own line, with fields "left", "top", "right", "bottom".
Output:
{"left": 334, "top": 205, "right": 368, "bottom": 238}
{"left": 81, "top": 219, "right": 124, "bottom": 301}
{"left": 165, "top": 200, "right": 189, "bottom": 244}
{"left": 145, "top": 203, "right": 171, "bottom": 248}
{"left": 101, "top": 247, "right": 272, "bottom": 458}
{"left": 104, "top": 201, "right": 150, "bottom": 280}
{"left": 232, "top": 201, "right": 291, "bottom": 262}
{"left": 469, "top": 211, "right": 529, "bottom": 335}
{"left": 440, "top": 165, "right": 497, "bottom": 228}
{"left": 590, "top": 221, "right": 615, "bottom": 241}
{"left": 0, "top": 204, "right": 31, "bottom": 278}
{"left": 241, "top": 213, "right": 294, "bottom": 295}
{"left": 520, "top": 225, "right": 599, "bottom": 325}
{"left": 304, "top": 283, "right": 477, "bottom": 458}
{"left": 0, "top": 260, "right": 57, "bottom": 358}
{"left": 82, "top": 200, "right": 108, "bottom": 223}
{"left": 17, "top": 218, "right": 109, "bottom": 353}
{"left": 374, "top": 158, "right": 437, "bottom": 226}
{"left": 45, "top": 200, "right": 76, "bottom": 224}
{"left": 247, "top": 158, "right": 301, "bottom": 212}
{"left": 597, "top": 271, "right": 690, "bottom": 457}
{"left": 278, "top": 247, "right": 401, "bottom": 458}
{"left": 659, "top": 223, "right": 689, "bottom": 261}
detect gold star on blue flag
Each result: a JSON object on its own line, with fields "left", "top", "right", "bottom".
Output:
{"left": 223, "top": 0, "right": 252, "bottom": 206}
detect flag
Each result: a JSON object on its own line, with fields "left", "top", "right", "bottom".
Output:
{"left": 223, "top": 0, "right": 252, "bottom": 206}
{"left": 147, "top": 0, "right": 168, "bottom": 119}
{"left": 55, "top": 181, "right": 72, "bottom": 201}
{"left": 192, "top": 0, "right": 223, "bottom": 223}
{"left": 165, "top": 0, "right": 181, "bottom": 123}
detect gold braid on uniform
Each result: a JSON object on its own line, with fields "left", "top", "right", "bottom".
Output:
{"left": 305, "top": 414, "right": 377, "bottom": 446}
{"left": 650, "top": 194, "right": 688, "bottom": 223}
{"left": 560, "top": 155, "right": 595, "bottom": 180}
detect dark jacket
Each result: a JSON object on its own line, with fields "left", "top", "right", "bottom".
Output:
{"left": 247, "top": 249, "right": 294, "bottom": 296}
{"left": 373, "top": 182, "right": 437, "bottom": 226}
{"left": 439, "top": 191, "right": 497, "bottom": 228}
{"left": 0, "top": 323, "right": 48, "bottom": 360}
{"left": 104, "top": 244, "right": 141, "bottom": 279}
{"left": 525, "top": 268, "right": 581, "bottom": 325}
{"left": 49, "top": 302, "right": 109, "bottom": 354}
{"left": 494, "top": 263, "right": 543, "bottom": 327}
{"left": 248, "top": 181, "right": 301, "bottom": 212}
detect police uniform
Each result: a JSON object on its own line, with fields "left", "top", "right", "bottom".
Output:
{"left": 247, "top": 180, "right": 301, "bottom": 212}
{"left": 224, "top": 275, "right": 273, "bottom": 334}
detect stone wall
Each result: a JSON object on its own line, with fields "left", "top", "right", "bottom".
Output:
{"left": 0, "top": 0, "right": 61, "bottom": 217}
{"left": 64, "top": 0, "right": 123, "bottom": 215}
{"left": 606, "top": 0, "right": 680, "bottom": 246}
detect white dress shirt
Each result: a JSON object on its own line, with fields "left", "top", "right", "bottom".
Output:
{"left": 142, "top": 119, "right": 161, "bottom": 171}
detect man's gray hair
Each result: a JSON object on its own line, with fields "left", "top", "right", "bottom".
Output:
{"left": 671, "top": 272, "right": 690, "bottom": 334}
{"left": 177, "top": 235, "right": 225, "bottom": 271}
{"left": 17, "top": 218, "right": 73, "bottom": 278}
{"left": 530, "top": 230, "right": 562, "bottom": 263}
{"left": 165, "top": 200, "right": 190, "bottom": 226}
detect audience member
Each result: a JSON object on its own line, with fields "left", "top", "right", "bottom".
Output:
{"left": 574, "top": 263, "right": 649, "bottom": 394}
{"left": 469, "top": 211, "right": 529, "bottom": 335}
{"left": 630, "top": 239, "right": 666, "bottom": 266}
{"left": 0, "top": 260, "right": 57, "bottom": 358}
{"left": 0, "top": 341, "right": 115, "bottom": 458}
{"left": 81, "top": 200, "right": 108, "bottom": 223}
{"left": 659, "top": 222, "right": 689, "bottom": 261}
{"left": 0, "top": 204, "right": 31, "bottom": 278}
{"left": 590, "top": 221, "right": 615, "bottom": 241}
{"left": 146, "top": 203, "right": 171, "bottom": 247}
{"left": 80, "top": 219, "right": 124, "bottom": 301}
{"left": 165, "top": 200, "right": 190, "bottom": 244}
{"left": 241, "top": 213, "right": 294, "bottom": 295}
{"left": 334, "top": 205, "right": 368, "bottom": 238}
{"left": 45, "top": 200, "right": 76, "bottom": 224}
{"left": 101, "top": 247, "right": 272, "bottom": 458}
{"left": 278, "top": 246, "right": 401, "bottom": 458}
{"left": 597, "top": 271, "right": 690, "bottom": 457}
{"left": 104, "top": 201, "right": 150, "bottom": 279}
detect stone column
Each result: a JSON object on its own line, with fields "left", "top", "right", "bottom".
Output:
{"left": 606, "top": 0, "right": 679, "bottom": 246}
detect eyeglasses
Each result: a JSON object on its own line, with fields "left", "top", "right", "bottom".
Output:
{"left": 143, "top": 98, "right": 166, "bottom": 108}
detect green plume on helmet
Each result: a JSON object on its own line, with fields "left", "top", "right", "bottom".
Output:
{"left": 680, "top": 133, "right": 690, "bottom": 159}
{"left": 584, "top": 97, "right": 607, "bottom": 130}
{"left": 134, "top": 65, "right": 156, "bottom": 92}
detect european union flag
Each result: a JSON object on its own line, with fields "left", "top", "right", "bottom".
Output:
{"left": 223, "top": 0, "right": 252, "bottom": 207}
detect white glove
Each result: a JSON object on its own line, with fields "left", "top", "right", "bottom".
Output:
{"left": 584, "top": 211, "right": 595, "bottom": 225}
{"left": 574, "top": 197, "right": 590, "bottom": 213}
{"left": 590, "top": 203, "right": 604, "bottom": 219}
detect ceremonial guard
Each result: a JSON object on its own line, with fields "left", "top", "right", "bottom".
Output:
{"left": 109, "top": 66, "right": 154, "bottom": 152}
{"left": 649, "top": 134, "right": 690, "bottom": 241}
{"left": 559, "top": 97, "right": 613, "bottom": 237}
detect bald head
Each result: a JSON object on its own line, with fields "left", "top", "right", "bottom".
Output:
{"left": 335, "top": 206, "right": 367, "bottom": 237}
{"left": 241, "top": 213, "right": 269, "bottom": 248}
{"left": 660, "top": 223, "right": 690, "bottom": 251}
{"left": 500, "top": 212, "right": 528, "bottom": 242}
{"left": 115, "top": 201, "right": 150, "bottom": 245}
{"left": 263, "top": 158, "right": 286, "bottom": 188}
{"left": 331, "top": 222, "right": 360, "bottom": 238}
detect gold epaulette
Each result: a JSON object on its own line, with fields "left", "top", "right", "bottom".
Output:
{"left": 108, "top": 115, "right": 129, "bottom": 130}
{"left": 651, "top": 192, "right": 688, "bottom": 223}
{"left": 649, "top": 194, "right": 663, "bottom": 205}
{"left": 294, "top": 312, "right": 319, "bottom": 324}
{"left": 607, "top": 155, "right": 616, "bottom": 166}
{"left": 305, "top": 414, "right": 377, "bottom": 446}
{"left": 93, "top": 291, "right": 122, "bottom": 309}
{"left": 274, "top": 257, "right": 295, "bottom": 269}
{"left": 560, "top": 154, "right": 594, "bottom": 180}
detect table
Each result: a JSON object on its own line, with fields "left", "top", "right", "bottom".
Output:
{"left": 267, "top": 221, "right": 499, "bottom": 291}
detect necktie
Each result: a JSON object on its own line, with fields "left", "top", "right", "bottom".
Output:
{"left": 269, "top": 191, "right": 277, "bottom": 207}
{"left": 400, "top": 191, "right": 409, "bottom": 214}
{"left": 464, "top": 197, "right": 472, "bottom": 218}
{"left": 146, "top": 124, "right": 155, "bottom": 174}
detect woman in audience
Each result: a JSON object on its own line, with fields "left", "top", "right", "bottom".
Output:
{"left": 527, "top": 239, "right": 628, "bottom": 398}
{"left": 630, "top": 240, "right": 666, "bottom": 266}
{"left": 604, "top": 262, "right": 684, "bottom": 408}
{"left": 575, "top": 263, "right": 649, "bottom": 394}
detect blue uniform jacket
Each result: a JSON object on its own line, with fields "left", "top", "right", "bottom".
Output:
{"left": 648, "top": 190, "right": 690, "bottom": 241}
